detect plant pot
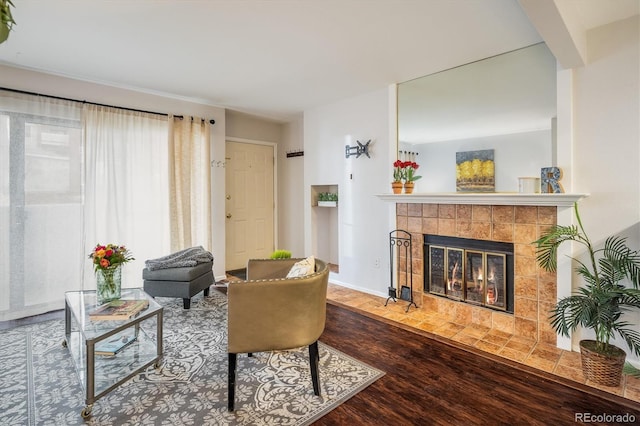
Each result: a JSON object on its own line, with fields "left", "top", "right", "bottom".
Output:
{"left": 403, "top": 182, "right": 415, "bottom": 194}
{"left": 391, "top": 181, "right": 403, "bottom": 194}
{"left": 318, "top": 201, "right": 337, "bottom": 207}
{"left": 579, "top": 339, "right": 626, "bottom": 387}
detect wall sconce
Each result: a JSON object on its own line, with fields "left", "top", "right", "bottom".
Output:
{"left": 345, "top": 139, "right": 371, "bottom": 159}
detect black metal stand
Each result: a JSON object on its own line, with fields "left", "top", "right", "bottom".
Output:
{"left": 384, "top": 229, "right": 418, "bottom": 312}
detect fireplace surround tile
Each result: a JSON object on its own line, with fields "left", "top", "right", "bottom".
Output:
{"left": 472, "top": 205, "right": 492, "bottom": 221}
{"left": 523, "top": 355, "right": 557, "bottom": 373}
{"left": 515, "top": 317, "right": 537, "bottom": 339}
{"left": 407, "top": 216, "right": 422, "bottom": 232}
{"left": 499, "top": 347, "right": 529, "bottom": 362}
{"left": 515, "top": 242, "right": 536, "bottom": 257}
{"left": 474, "top": 339, "right": 503, "bottom": 354}
{"left": 492, "top": 312, "right": 515, "bottom": 334}
{"left": 471, "top": 222, "right": 491, "bottom": 239}
{"left": 515, "top": 255, "right": 538, "bottom": 277}
{"left": 471, "top": 307, "right": 492, "bottom": 328}
{"left": 456, "top": 204, "right": 472, "bottom": 220}
{"left": 515, "top": 276, "right": 538, "bottom": 298}
{"left": 438, "top": 204, "right": 456, "bottom": 219}
{"left": 539, "top": 278, "right": 557, "bottom": 303}
{"left": 422, "top": 203, "right": 438, "bottom": 217}
{"left": 454, "top": 303, "right": 473, "bottom": 324}
{"left": 397, "top": 215, "right": 408, "bottom": 231}
{"left": 438, "top": 218, "right": 456, "bottom": 235}
{"left": 514, "top": 223, "right": 537, "bottom": 243}
{"left": 434, "top": 322, "right": 465, "bottom": 338}
{"left": 493, "top": 205, "right": 515, "bottom": 223}
{"left": 421, "top": 217, "right": 438, "bottom": 234}
{"left": 492, "top": 223, "right": 514, "bottom": 241}
{"left": 408, "top": 203, "right": 423, "bottom": 217}
{"left": 515, "top": 297, "right": 538, "bottom": 320}
{"left": 538, "top": 206, "right": 557, "bottom": 224}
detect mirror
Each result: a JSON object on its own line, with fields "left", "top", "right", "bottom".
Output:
{"left": 397, "top": 43, "right": 557, "bottom": 192}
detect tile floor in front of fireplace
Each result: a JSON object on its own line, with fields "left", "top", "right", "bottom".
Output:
{"left": 326, "top": 283, "right": 640, "bottom": 404}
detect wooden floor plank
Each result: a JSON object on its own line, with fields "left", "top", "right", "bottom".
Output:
{"left": 317, "top": 303, "right": 640, "bottom": 425}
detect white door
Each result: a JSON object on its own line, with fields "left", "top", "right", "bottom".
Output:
{"left": 225, "top": 141, "right": 274, "bottom": 271}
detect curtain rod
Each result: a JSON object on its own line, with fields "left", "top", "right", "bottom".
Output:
{"left": 0, "top": 86, "right": 216, "bottom": 125}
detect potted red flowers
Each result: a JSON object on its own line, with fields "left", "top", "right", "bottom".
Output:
{"left": 391, "top": 160, "right": 422, "bottom": 194}
{"left": 392, "top": 160, "right": 405, "bottom": 194}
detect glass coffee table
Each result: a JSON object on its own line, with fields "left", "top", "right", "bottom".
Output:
{"left": 63, "top": 288, "right": 163, "bottom": 418}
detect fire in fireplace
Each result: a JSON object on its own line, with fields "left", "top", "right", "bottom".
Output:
{"left": 424, "top": 235, "right": 514, "bottom": 313}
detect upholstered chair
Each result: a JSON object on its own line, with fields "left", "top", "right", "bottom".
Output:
{"left": 227, "top": 258, "right": 329, "bottom": 411}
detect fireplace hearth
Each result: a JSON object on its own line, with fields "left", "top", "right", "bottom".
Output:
{"left": 424, "top": 235, "right": 514, "bottom": 313}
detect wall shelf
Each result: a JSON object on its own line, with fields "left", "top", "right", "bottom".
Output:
{"left": 376, "top": 192, "right": 589, "bottom": 207}
{"left": 317, "top": 201, "right": 337, "bottom": 208}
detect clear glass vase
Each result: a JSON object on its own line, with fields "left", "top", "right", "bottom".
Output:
{"left": 96, "top": 266, "right": 122, "bottom": 304}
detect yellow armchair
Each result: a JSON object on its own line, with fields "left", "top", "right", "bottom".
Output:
{"left": 227, "top": 258, "right": 329, "bottom": 411}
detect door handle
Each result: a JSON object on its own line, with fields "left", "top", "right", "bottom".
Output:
{"left": 226, "top": 213, "right": 232, "bottom": 219}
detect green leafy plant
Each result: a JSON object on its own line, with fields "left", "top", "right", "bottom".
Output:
{"left": 534, "top": 203, "right": 640, "bottom": 359}
{"left": 0, "top": 0, "right": 16, "bottom": 44}
{"left": 270, "top": 249, "right": 292, "bottom": 259}
{"left": 318, "top": 192, "right": 338, "bottom": 202}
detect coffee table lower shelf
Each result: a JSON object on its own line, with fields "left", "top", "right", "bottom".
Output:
{"left": 63, "top": 289, "right": 163, "bottom": 418}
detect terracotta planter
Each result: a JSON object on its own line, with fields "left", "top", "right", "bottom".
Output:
{"left": 579, "top": 340, "right": 626, "bottom": 387}
{"left": 391, "top": 181, "right": 403, "bottom": 194}
{"left": 403, "top": 182, "right": 415, "bottom": 194}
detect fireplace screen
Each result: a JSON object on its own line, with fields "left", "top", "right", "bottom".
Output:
{"left": 464, "top": 251, "right": 506, "bottom": 309}
{"left": 425, "top": 235, "right": 513, "bottom": 313}
{"left": 428, "top": 246, "right": 446, "bottom": 295}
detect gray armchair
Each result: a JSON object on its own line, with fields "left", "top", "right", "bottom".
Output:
{"left": 227, "top": 258, "right": 329, "bottom": 411}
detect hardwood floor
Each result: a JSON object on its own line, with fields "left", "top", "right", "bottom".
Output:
{"left": 4, "top": 291, "right": 639, "bottom": 425}
{"left": 317, "top": 302, "right": 640, "bottom": 426}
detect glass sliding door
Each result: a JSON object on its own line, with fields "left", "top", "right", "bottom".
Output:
{"left": 0, "top": 92, "right": 84, "bottom": 321}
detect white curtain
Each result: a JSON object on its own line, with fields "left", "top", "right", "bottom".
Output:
{"left": 168, "top": 115, "right": 212, "bottom": 252}
{"left": 83, "top": 105, "right": 171, "bottom": 289}
{"left": 0, "top": 90, "right": 84, "bottom": 320}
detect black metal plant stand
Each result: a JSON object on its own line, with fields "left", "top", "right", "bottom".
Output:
{"left": 385, "top": 229, "right": 418, "bottom": 312}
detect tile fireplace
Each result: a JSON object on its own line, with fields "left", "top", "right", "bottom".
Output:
{"left": 396, "top": 202, "right": 558, "bottom": 344}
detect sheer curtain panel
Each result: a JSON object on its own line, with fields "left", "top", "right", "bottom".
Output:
{"left": 83, "top": 105, "right": 171, "bottom": 289}
{"left": 168, "top": 115, "right": 212, "bottom": 252}
{"left": 0, "top": 90, "right": 83, "bottom": 321}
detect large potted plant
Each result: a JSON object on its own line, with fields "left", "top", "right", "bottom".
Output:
{"left": 534, "top": 203, "right": 640, "bottom": 386}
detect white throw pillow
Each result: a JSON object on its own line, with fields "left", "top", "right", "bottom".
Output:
{"left": 286, "top": 256, "right": 316, "bottom": 278}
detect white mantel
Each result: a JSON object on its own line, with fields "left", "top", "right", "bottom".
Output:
{"left": 376, "top": 192, "right": 588, "bottom": 207}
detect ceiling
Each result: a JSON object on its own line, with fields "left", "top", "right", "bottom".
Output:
{"left": 0, "top": 0, "right": 637, "bottom": 122}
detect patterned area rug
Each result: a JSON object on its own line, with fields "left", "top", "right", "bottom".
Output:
{"left": 0, "top": 291, "right": 383, "bottom": 425}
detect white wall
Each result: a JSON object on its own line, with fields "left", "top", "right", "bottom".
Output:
{"left": 225, "top": 110, "right": 283, "bottom": 142}
{"left": 303, "top": 88, "right": 393, "bottom": 296}
{"left": 278, "top": 115, "right": 306, "bottom": 256}
{"left": 568, "top": 16, "right": 640, "bottom": 358}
